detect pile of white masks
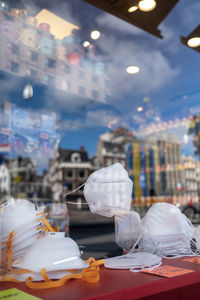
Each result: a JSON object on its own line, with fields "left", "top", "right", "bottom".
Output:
{"left": 137, "top": 203, "right": 195, "bottom": 258}
{"left": 115, "top": 210, "right": 142, "bottom": 252}
{"left": 104, "top": 252, "right": 162, "bottom": 272}
{"left": 84, "top": 163, "right": 133, "bottom": 217}
{"left": 0, "top": 198, "right": 45, "bottom": 266}
{"left": 12, "top": 232, "right": 89, "bottom": 281}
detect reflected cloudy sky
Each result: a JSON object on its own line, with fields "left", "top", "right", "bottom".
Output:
{"left": 1, "top": 0, "right": 199, "bottom": 169}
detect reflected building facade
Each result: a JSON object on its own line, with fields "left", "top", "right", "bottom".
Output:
{"left": 126, "top": 133, "right": 185, "bottom": 206}
{"left": 0, "top": 7, "right": 110, "bottom": 102}
{"left": 48, "top": 146, "right": 100, "bottom": 203}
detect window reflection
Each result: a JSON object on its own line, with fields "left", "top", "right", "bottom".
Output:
{"left": 0, "top": 0, "right": 200, "bottom": 258}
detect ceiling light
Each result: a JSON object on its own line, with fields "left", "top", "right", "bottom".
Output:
{"left": 91, "top": 30, "right": 100, "bottom": 40}
{"left": 126, "top": 66, "right": 140, "bottom": 74}
{"left": 138, "top": 0, "right": 156, "bottom": 12}
{"left": 187, "top": 37, "right": 200, "bottom": 48}
{"left": 137, "top": 106, "right": 143, "bottom": 112}
{"left": 128, "top": 6, "right": 138, "bottom": 12}
{"left": 83, "top": 41, "right": 90, "bottom": 47}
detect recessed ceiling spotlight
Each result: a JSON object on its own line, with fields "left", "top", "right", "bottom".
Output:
{"left": 138, "top": 0, "right": 156, "bottom": 12}
{"left": 137, "top": 106, "right": 143, "bottom": 112}
{"left": 91, "top": 30, "right": 100, "bottom": 40}
{"left": 83, "top": 41, "right": 90, "bottom": 47}
{"left": 126, "top": 66, "right": 140, "bottom": 74}
{"left": 187, "top": 37, "right": 200, "bottom": 48}
{"left": 128, "top": 6, "right": 138, "bottom": 12}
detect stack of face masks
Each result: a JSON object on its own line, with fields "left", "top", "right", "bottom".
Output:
{"left": 104, "top": 252, "right": 162, "bottom": 271}
{"left": 0, "top": 198, "right": 45, "bottom": 266}
{"left": 12, "top": 232, "right": 89, "bottom": 281}
{"left": 138, "top": 203, "right": 195, "bottom": 257}
{"left": 84, "top": 163, "right": 133, "bottom": 217}
{"left": 115, "top": 210, "right": 142, "bottom": 252}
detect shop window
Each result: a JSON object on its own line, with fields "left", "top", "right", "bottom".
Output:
{"left": 10, "top": 61, "right": 19, "bottom": 73}
{"left": 45, "top": 58, "right": 56, "bottom": 68}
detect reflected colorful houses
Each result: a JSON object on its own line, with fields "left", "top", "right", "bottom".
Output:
{"left": 0, "top": 8, "right": 110, "bottom": 102}
{"left": 126, "top": 136, "right": 187, "bottom": 206}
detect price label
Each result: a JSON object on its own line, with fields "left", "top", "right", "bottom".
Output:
{"left": 142, "top": 265, "right": 194, "bottom": 278}
{"left": 183, "top": 257, "right": 200, "bottom": 264}
{"left": 0, "top": 288, "right": 41, "bottom": 300}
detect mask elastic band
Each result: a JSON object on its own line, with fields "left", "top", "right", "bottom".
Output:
{"left": 63, "top": 183, "right": 85, "bottom": 197}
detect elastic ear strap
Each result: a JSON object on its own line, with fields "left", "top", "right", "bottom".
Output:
{"left": 25, "top": 258, "right": 104, "bottom": 289}
{"left": 63, "top": 183, "right": 85, "bottom": 196}
{"left": 40, "top": 218, "right": 55, "bottom": 232}
{"left": 25, "top": 272, "right": 82, "bottom": 289}
{"left": 0, "top": 275, "right": 20, "bottom": 283}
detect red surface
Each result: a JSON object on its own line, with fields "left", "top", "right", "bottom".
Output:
{"left": 1, "top": 257, "right": 200, "bottom": 300}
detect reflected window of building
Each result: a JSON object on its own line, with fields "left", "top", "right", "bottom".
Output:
{"left": 79, "top": 169, "right": 85, "bottom": 178}
{"left": 45, "top": 75, "right": 54, "bottom": 85}
{"left": 45, "top": 58, "right": 56, "bottom": 68}
{"left": 105, "top": 79, "right": 110, "bottom": 88}
{"left": 92, "top": 89, "right": 99, "bottom": 100}
{"left": 27, "top": 68, "right": 37, "bottom": 77}
{"left": 78, "top": 85, "right": 85, "bottom": 95}
{"left": 66, "top": 169, "right": 73, "bottom": 177}
{"left": 10, "top": 61, "right": 19, "bottom": 73}
{"left": 64, "top": 64, "right": 71, "bottom": 74}
{"left": 67, "top": 183, "right": 72, "bottom": 190}
{"left": 79, "top": 70, "right": 85, "bottom": 79}
{"left": 11, "top": 43, "right": 19, "bottom": 55}
{"left": 71, "top": 153, "right": 81, "bottom": 163}
{"left": 31, "top": 51, "right": 38, "bottom": 62}
{"left": 92, "top": 75, "right": 98, "bottom": 84}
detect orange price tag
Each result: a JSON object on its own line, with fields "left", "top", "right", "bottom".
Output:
{"left": 183, "top": 257, "right": 200, "bottom": 264}
{"left": 142, "top": 265, "right": 194, "bottom": 278}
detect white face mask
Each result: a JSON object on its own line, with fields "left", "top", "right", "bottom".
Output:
{"left": 13, "top": 232, "right": 89, "bottom": 272}
{"left": 115, "top": 210, "right": 142, "bottom": 252}
{"left": 137, "top": 203, "right": 195, "bottom": 258}
{"left": 104, "top": 252, "right": 162, "bottom": 271}
{"left": 83, "top": 163, "right": 133, "bottom": 217}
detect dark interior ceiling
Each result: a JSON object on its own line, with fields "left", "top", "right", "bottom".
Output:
{"left": 83, "top": 0, "right": 179, "bottom": 38}
{"left": 181, "top": 25, "right": 200, "bottom": 53}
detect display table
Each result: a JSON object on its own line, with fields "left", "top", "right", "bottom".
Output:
{"left": 1, "top": 257, "right": 200, "bottom": 300}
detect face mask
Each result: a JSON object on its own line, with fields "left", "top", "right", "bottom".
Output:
{"left": 115, "top": 210, "right": 142, "bottom": 252}
{"left": 1, "top": 198, "right": 44, "bottom": 239}
{"left": 83, "top": 163, "right": 133, "bottom": 217}
{"left": 13, "top": 232, "right": 89, "bottom": 272}
{"left": 141, "top": 203, "right": 194, "bottom": 237}
{"left": 104, "top": 252, "right": 162, "bottom": 271}
{"left": 137, "top": 203, "right": 195, "bottom": 258}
